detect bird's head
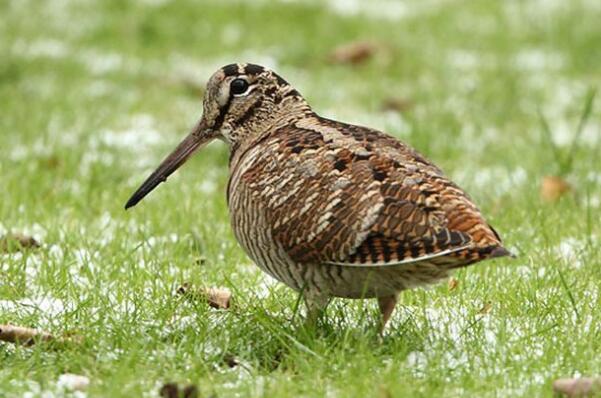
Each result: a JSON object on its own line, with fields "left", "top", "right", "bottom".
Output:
{"left": 124, "top": 63, "right": 306, "bottom": 209}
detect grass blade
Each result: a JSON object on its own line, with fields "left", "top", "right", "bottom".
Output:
{"left": 555, "top": 265, "right": 580, "bottom": 322}
{"left": 563, "top": 88, "right": 597, "bottom": 173}
{"left": 537, "top": 107, "right": 563, "bottom": 175}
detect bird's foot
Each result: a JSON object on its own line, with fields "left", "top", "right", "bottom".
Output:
{"left": 377, "top": 293, "right": 398, "bottom": 336}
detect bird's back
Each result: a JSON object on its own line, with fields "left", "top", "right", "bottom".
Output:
{"left": 228, "top": 112, "right": 510, "bottom": 278}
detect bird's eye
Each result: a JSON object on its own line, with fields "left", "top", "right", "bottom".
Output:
{"left": 230, "top": 78, "right": 250, "bottom": 95}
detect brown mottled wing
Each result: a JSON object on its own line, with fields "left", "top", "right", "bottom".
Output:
{"left": 241, "top": 117, "right": 506, "bottom": 267}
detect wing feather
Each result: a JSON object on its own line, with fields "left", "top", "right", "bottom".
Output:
{"left": 238, "top": 116, "right": 508, "bottom": 268}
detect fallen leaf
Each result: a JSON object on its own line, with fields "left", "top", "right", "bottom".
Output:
{"left": 223, "top": 353, "right": 240, "bottom": 368}
{"left": 182, "top": 385, "right": 199, "bottom": 398}
{"left": 0, "top": 324, "right": 82, "bottom": 347}
{"left": 57, "top": 373, "right": 90, "bottom": 391}
{"left": 177, "top": 283, "right": 232, "bottom": 309}
{"left": 448, "top": 277, "right": 459, "bottom": 292}
{"left": 378, "top": 385, "right": 393, "bottom": 398}
{"left": 160, "top": 383, "right": 179, "bottom": 398}
{"left": 0, "top": 233, "right": 40, "bottom": 253}
{"left": 477, "top": 302, "right": 492, "bottom": 315}
{"left": 540, "top": 176, "right": 571, "bottom": 202}
{"left": 40, "top": 155, "right": 62, "bottom": 169}
{"left": 194, "top": 256, "right": 207, "bottom": 266}
{"left": 160, "top": 383, "right": 199, "bottom": 398}
{"left": 553, "top": 377, "right": 601, "bottom": 397}
{"left": 381, "top": 97, "right": 414, "bottom": 113}
{"left": 329, "top": 41, "right": 378, "bottom": 65}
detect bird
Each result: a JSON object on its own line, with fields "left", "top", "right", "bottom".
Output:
{"left": 125, "top": 63, "right": 511, "bottom": 330}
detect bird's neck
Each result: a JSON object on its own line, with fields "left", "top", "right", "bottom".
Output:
{"left": 227, "top": 99, "right": 312, "bottom": 169}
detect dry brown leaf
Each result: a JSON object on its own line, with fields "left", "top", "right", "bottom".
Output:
{"left": 194, "top": 256, "right": 207, "bottom": 266}
{"left": 160, "top": 383, "right": 199, "bottom": 398}
{"left": 41, "top": 155, "right": 62, "bottom": 169}
{"left": 0, "top": 233, "right": 40, "bottom": 253}
{"left": 329, "top": 41, "right": 378, "bottom": 65}
{"left": 553, "top": 377, "right": 601, "bottom": 397}
{"left": 0, "top": 324, "right": 82, "bottom": 347}
{"left": 477, "top": 302, "right": 492, "bottom": 315}
{"left": 378, "top": 385, "right": 393, "bottom": 398}
{"left": 448, "top": 277, "right": 459, "bottom": 292}
{"left": 540, "top": 176, "right": 571, "bottom": 202}
{"left": 159, "top": 383, "right": 179, "bottom": 398}
{"left": 223, "top": 353, "right": 240, "bottom": 368}
{"left": 381, "top": 97, "right": 414, "bottom": 113}
{"left": 177, "top": 283, "right": 232, "bottom": 309}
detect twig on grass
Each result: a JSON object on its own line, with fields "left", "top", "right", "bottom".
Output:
{"left": 0, "top": 324, "right": 82, "bottom": 347}
{"left": 0, "top": 324, "right": 54, "bottom": 346}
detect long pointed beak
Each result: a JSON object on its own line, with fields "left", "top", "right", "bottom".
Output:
{"left": 124, "top": 119, "right": 213, "bottom": 209}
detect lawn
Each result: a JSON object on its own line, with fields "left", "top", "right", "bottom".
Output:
{"left": 1, "top": 0, "right": 600, "bottom": 396}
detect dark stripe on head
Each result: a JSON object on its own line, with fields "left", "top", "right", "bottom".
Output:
{"left": 244, "top": 64, "right": 264, "bottom": 75}
{"left": 213, "top": 100, "right": 232, "bottom": 130}
{"left": 222, "top": 64, "right": 240, "bottom": 77}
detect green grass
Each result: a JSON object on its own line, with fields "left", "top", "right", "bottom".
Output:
{"left": 1, "top": 0, "right": 601, "bottom": 396}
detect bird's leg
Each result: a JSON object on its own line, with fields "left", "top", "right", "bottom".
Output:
{"left": 377, "top": 293, "right": 398, "bottom": 334}
{"left": 303, "top": 289, "right": 330, "bottom": 329}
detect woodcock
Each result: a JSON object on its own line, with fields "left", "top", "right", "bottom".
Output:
{"left": 125, "top": 63, "right": 511, "bottom": 329}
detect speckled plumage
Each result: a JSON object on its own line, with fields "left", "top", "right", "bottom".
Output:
{"left": 126, "top": 63, "right": 511, "bottom": 329}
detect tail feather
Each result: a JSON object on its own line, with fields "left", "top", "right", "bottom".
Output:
{"left": 441, "top": 244, "right": 514, "bottom": 270}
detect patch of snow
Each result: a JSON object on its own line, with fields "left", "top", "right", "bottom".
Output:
{"left": 554, "top": 237, "right": 586, "bottom": 268}
{"left": 513, "top": 49, "right": 565, "bottom": 71}
{"left": 9, "top": 139, "right": 54, "bottom": 161}
{"left": 139, "top": 0, "right": 171, "bottom": 6}
{"left": 455, "top": 166, "right": 528, "bottom": 196}
{"left": 78, "top": 49, "right": 124, "bottom": 75}
{"left": 17, "top": 377, "right": 87, "bottom": 398}
{"left": 550, "top": 120, "right": 600, "bottom": 147}
{"left": 325, "top": 0, "right": 409, "bottom": 20}
{"left": 86, "top": 80, "right": 114, "bottom": 97}
{"left": 48, "top": 244, "right": 65, "bottom": 259}
{"left": 587, "top": 196, "right": 600, "bottom": 208}
{"left": 504, "top": 0, "right": 601, "bottom": 21}
{"left": 220, "top": 367, "right": 262, "bottom": 393}
{"left": 253, "top": 273, "right": 282, "bottom": 299}
{"left": 447, "top": 50, "right": 495, "bottom": 71}
{"left": 12, "top": 38, "right": 70, "bottom": 59}
{"left": 221, "top": 24, "right": 242, "bottom": 45}
{"left": 98, "top": 114, "right": 162, "bottom": 149}
{"left": 0, "top": 297, "right": 67, "bottom": 319}
{"left": 405, "top": 350, "right": 427, "bottom": 376}
{"left": 57, "top": 374, "right": 90, "bottom": 392}
{"left": 198, "top": 180, "right": 217, "bottom": 194}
